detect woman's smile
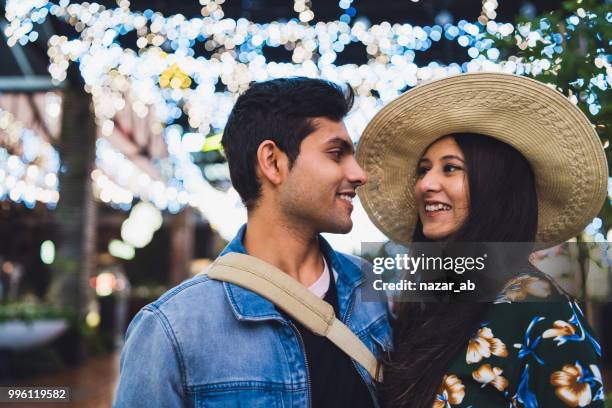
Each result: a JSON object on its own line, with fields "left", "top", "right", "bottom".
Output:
{"left": 423, "top": 200, "right": 453, "bottom": 217}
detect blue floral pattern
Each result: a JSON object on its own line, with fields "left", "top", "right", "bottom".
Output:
{"left": 434, "top": 272, "right": 604, "bottom": 407}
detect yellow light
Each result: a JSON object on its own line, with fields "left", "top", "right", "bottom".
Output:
{"left": 202, "top": 133, "right": 223, "bottom": 152}
{"left": 170, "top": 77, "right": 183, "bottom": 89}
{"left": 160, "top": 64, "right": 192, "bottom": 89}
{"left": 85, "top": 311, "right": 101, "bottom": 328}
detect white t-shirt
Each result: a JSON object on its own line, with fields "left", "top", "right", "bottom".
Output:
{"left": 307, "top": 257, "right": 331, "bottom": 299}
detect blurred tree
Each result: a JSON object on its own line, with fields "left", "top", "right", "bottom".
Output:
{"left": 488, "top": 1, "right": 610, "bottom": 322}
{"left": 46, "top": 82, "right": 98, "bottom": 361}
{"left": 490, "top": 0, "right": 611, "bottom": 223}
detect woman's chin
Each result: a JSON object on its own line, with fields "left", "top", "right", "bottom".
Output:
{"left": 422, "top": 227, "right": 452, "bottom": 241}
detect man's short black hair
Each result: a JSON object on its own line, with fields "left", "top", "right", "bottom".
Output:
{"left": 222, "top": 77, "right": 354, "bottom": 210}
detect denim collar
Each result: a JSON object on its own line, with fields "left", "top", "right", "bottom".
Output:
{"left": 218, "top": 224, "right": 365, "bottom": 323}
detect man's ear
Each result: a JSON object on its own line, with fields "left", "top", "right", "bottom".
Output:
{"left": 256, "top": 140, "right": 289, "bottom": 186}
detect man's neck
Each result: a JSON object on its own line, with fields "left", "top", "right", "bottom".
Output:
{"left": 243, "top": 209, "right": 324, "bottom": 287}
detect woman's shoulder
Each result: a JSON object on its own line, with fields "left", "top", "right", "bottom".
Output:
{"left": 476, "top": 271, "right": 557, "bottom": 336}
{"left": 438, "top": 270, "right": 605, "bottom": 407}
{"left": 493, "top": 268, "right": 566, "bottom": 304}
{"left": 486, "top": 269, "right": 602, "bottom": 360}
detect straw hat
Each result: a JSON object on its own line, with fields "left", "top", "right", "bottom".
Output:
{"left": 356, "top": 72, "right": 608, "bottom": 246}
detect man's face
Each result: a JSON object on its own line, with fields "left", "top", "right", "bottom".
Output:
{"left": 278, "top": 117, "right": 367, "bottom": 234}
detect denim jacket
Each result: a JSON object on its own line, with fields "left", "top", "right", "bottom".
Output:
{"left": 114, "top": 225, "right": 392, "bottom": 408}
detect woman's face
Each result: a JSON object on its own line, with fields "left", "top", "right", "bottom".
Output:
{"left": 415, "top": 136, "right": 469, "bottom": 241}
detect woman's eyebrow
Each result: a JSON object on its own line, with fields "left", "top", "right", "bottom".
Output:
{"left": 441, "top": 155, "right": 464, "bottom": 162}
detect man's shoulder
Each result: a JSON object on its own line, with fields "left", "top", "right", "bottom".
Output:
{"left": 146, "top": 273, "right": 228, "bottom": 317}
{"left": 130, "top": 272, "right": 242, "bottom": 359}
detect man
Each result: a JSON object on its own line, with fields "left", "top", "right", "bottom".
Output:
{"left": 114, "top": 77, "right": 391, "bottom": 407}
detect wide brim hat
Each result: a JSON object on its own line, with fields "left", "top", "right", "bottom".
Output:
{"left": 356, "top": 72, "right": 608, "bottom": 246}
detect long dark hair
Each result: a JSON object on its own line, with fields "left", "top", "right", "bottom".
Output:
{"left": 381, "top": 133, "right": 539, "bottom": 408}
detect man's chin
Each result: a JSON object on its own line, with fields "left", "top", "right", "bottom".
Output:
{"left": 321, "top": 220, "right": 353, "bottom": 235}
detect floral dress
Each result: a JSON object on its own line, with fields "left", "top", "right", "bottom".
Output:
{"left": 433, "top": 272, "right": 605, "bottom": 408}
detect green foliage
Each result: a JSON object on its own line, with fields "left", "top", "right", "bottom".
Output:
{"left": 490, "top": 0, "right": 609, "bottom": 134}
{"left": 0, "top": 301, "right": 73, "bottom": 323}
{"left": 490, "top": 0, "right": 611, "bottom": 227}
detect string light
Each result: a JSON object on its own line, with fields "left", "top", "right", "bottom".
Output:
{"left": 478, "top": 0, "right": 498, "bottom": 25}
{"left": 5, "top": 1, "right": 519, "bottom": 141}
{"left": 0, "top": 107, "right": 60, "bottom": 208}
{"left": 5, "top": 2, "right": 608, "bottom": 127}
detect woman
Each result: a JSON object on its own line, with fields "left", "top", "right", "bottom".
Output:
{"left": 356, "top": 73, "right": 607, "bottom": 407}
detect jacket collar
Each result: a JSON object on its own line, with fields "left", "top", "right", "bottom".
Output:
{"left": 218, "top": 224, "right": 365, "bottom": 323}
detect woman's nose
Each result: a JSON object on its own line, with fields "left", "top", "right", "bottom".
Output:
{"left": 418, "top": 171, "right": 442, "bottom": 192}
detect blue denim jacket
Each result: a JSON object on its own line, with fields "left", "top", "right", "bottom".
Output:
{"left": 114, "top": 225, "right": 392, "bottom": 407}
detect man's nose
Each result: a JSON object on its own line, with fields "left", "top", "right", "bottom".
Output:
{"left": 347, "top": 156, "right": 367, "bottom": 187}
